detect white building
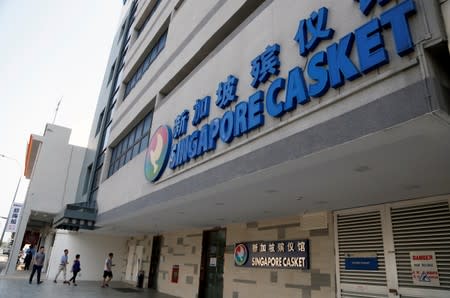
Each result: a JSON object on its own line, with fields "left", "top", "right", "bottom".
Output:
{"left": 9, "top": 1, "right": 450, "bottom": 298}
{"left": 5, "top": 124, "right": 85, "bottom": 276}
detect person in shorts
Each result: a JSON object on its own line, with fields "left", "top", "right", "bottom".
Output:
{"left": 101, "top": 252, "right": 114, "bottom": 288}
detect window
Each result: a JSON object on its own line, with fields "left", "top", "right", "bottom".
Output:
{"left": 82, "top": 164, "right": 93, "bottom": 195}
{"left": 136, "top": 0, "right": 161, "bottom": 38}
{"left": 118, "top": 22, "right": 126, "bottom": 43}
{"left": 124, "top": 29, "right": 168, "bottom": 98}
{"left": 108, "top": 111, "right": 153, "bottom": 177}
{"left": 107, "top": 61, "right": 116, "bottom": 85}
{"left": 95, "top": 109, "right": 105, "bottom": 136}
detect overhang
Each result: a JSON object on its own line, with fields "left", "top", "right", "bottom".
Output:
{"left": 24, "top": 135, "right": 43, "bottom": 179}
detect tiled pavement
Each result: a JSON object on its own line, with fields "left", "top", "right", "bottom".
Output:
{"left": 0, "top": 270, "right": 180, "bottom": 298}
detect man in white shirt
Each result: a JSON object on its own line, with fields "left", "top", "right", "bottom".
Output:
{"left": 101, "top": 252, "right": 114, "bottom": 288}
{"left": 53, "top": 249, "right": 69, "bottom": 284}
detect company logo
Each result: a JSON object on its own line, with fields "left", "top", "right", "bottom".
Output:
{"left": 234, "top": 243, "right": 248, "bottom": 266}
{"left": 144, "top": 125, "right": 172, "bottom": 182}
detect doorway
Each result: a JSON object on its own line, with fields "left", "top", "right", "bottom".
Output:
{"left": 148, "top": 235, "right": 162, "bottom": 289}
{"left": 198, "top": 228, "right": 226, "bottom": 298}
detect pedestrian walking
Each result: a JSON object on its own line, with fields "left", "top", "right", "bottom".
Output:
{"left": 68, "top": 254, "right": 81, "bottom": 286}
{"left": 53, "top": 249, "right": 70, "bottom": 284}
{"left": 28, "top": 246, "right": 45, "bottom": 285}
{"left": 24, "top": 244, "right": 35, "bottom": 270}
{"left": 101, "top": 252, "right": 114, "bottom": 288}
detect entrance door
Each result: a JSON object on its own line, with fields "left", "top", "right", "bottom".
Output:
{"left": 199, "top": 229, "right": 226, "bottom": 298}
{"left": 335, "top": 196, "right": 450, "bottom": 298}
{"left": 148, "top": 235, "right": 162, "bottom": 289}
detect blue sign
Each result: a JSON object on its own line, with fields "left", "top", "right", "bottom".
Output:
{"left": 345, "top": 257, "right": 378, "bottom": 270}
{"left": 147, "top": 1, "right": 418, "bottom": 182}
{"left": 234, "top": 240, "right": 310, "bottom": 269}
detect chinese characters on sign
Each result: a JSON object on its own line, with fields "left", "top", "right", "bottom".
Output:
{"left": 148, "top": 1, "right": 418, "bottom": 182}
{"left": 192, "top": 96, "right": 211, "bottom": 126}
{"left": 216, "top": 75, "right": 239, "bottom": 109}
{"left": 6, "top": 203, "right": 23, "bottom": 233}
{"left": 235, "top": 240, "right": 309, "bottom": 269}
{"left": 294, "top": 7, "right": 334, "bottom": 57}
{"left": 173, "top": 110, "right": 189, "bottom": 139}
{"left": 250, "top": 44, "right": 281, "bottom": 88}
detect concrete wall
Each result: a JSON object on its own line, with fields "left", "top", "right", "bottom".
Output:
{"left": 96, "top": 0, "right": 447, "bottom": 215}
{"left": 120, "top": 213, "right": 334, "bottom": 298}
{"left": 123, "top": 230, "right": 204, "bottom": 297}
{"left": 157, "top": 230, "right": 203, "bottom": 298}
{"left": 46, "top": 231, "right": 128, "bottom": 282}
{"left": 27, "top": 124, "right": 85, "bottom": 214}
{"left": 225, "top": 213, "right": 334, "bottom": 298}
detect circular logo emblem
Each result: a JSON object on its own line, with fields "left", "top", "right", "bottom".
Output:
{"left": 234, "top": 243, "right": 248, "bottom": 266}
{"left": 144, "top": 125, "right": 172, "bottom": 182}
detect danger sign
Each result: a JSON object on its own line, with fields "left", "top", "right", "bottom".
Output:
{"left": 410, "top": 251, "right": 440, "bottom": 286}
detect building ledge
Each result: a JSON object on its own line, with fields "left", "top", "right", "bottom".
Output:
{"left": 53, "top": 202, "right": 97, "bottom": 231}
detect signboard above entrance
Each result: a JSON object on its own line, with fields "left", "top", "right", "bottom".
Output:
{"left": 234, "top": 239, "right": 310, "bottom": 269}
{"left": 145, "top": 0, "right": 418, "bottom": 182}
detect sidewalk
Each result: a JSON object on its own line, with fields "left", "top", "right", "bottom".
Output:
{"left": 0, "top": 270, "right": 179, "bottom": 298}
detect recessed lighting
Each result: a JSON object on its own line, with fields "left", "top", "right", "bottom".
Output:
{"left": 265, "top": 189, "right": 278, "bottom": 193}
{"left": 404, "top": 184, "right": 421, "bottom": 190}
{"left": 354, "top": 165, "right": 370, "bottom": 172}
{"left": 296, "top": 196, "right": 304, "bottom": 201}
{"left": 216, "top": 218, "right": 225, "bottom": 221}
{"left": 315, "top": 200, "right": 328, "bottom": 205}
{"left": 215, "top": 202, "right": 224, "bottom": 206}
{"left": 177, "top": 211, "right": 185, "bottom": 215}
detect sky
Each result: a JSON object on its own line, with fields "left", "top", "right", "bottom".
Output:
{"left": 0, "top": 0, "right": 123, "bottom": 240}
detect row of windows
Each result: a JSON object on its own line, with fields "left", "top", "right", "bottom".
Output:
{"left": 88, "top": 1, "right": 138, "bottom": 201}
{"left": 108, "top": 111, "right": 153, "bottom": 177}
{"left": 89, "top": 1, "right": 163, "bottom": 189}
{"left": 124, "top": 29, "right": 168, "bottom": 98}
{"left": 136, "top": 0, "right": 161, "bottom": 38}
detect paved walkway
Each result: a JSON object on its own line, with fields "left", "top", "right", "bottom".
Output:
{"left": 0, "top": 270, "right": 180, "bottom": 298}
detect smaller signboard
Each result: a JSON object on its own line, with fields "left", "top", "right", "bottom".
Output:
{"left": 5, "top": 203, "right": 23, "bottom": 233}
{"left": 345, "top": 252, "right": 378, "bottom": 270}
{"left": 410, "top": 251, "right": 440, "bottom": 286}
{"left": 234, "top": 239, "right": 309, "bottom": 269}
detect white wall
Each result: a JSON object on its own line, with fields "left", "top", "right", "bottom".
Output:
{"left": 28, "top": 124, "right": 85, "bottom": 214}
{"left": 46, "top": 231, "right": 128, "bottom": 282}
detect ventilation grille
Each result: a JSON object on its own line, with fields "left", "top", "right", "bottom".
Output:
{"left": 341, "top": 290, "right": 388, "bottom": 298}
{"left": 391, "top": 201, "right": 450, "bottom": 290}
{"left": 337, "top": 211, "right": 386, "bottom": 286}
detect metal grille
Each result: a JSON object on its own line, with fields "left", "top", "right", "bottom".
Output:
{"left": 341, "top": 290, "right": 388, "bottom": 298}
{"left": 337, "top": 211, "right": 387, "bottom": 286}
{"left": 391, "top": 201, "right": 450, "bottom": 290}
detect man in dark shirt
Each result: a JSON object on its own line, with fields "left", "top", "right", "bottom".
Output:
{"left": 29, "top": 246, "right": 45, "bottom": 284}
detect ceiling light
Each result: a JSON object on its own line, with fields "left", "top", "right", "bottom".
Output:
{"left": 215, "top": 202, "right": 224, "bottom": 206}
{"left": 315, "top": 200, "right": 328, "bottom": 205}
{"left": 296, "top": 196, "right": 304, "bottom": 201}
{"left": 354, "top": 165, "right": 370, "bottom": 172}
{"left": 404, "top": 184, "right": 421, "bottom": 190}
{"left": 265, "top": 189, "right": 278, "bottom": 193}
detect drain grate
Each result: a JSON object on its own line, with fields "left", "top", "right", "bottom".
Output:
{"left": 112, "top": 287, "right": 144, "bottom": 293}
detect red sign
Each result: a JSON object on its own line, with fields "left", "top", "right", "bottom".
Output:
{"left": 171, "top": 265, "right": 179, "bottom": 283}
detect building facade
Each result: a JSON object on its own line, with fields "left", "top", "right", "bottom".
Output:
{"left": 5, "top": 124, "right": 86, "bottom": 276}
{"left": 11, "top": 1, "right": 450, "bottom": 298}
